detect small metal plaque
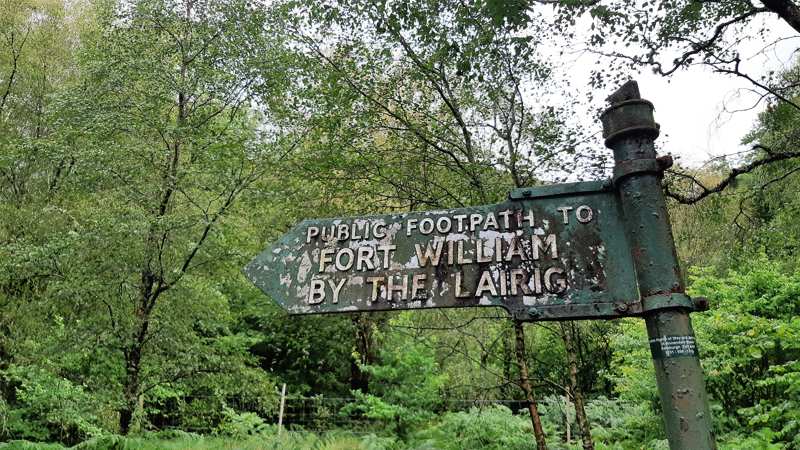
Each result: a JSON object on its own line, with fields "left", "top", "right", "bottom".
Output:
{"left": 649, "top": 335, "right": 700, "bottom": 359}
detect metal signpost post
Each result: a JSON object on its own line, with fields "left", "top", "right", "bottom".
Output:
{"left": 601, "top": 82, "right": 715, "bottom": 449}
{"left": 244, "top": 81, "right": 715, "bottom": 449}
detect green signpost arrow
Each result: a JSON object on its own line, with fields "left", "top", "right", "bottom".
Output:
{"left": 244, "top": 81, "right": 715, "bottom": 450}
{"left": 244, "top": 180, "right": 642, "bottom": 321}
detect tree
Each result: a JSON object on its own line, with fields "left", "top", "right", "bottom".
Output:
{"left": 281, "top": 2, "right": 614, "bottom": 446}
{"left": 667, "top": 57, "right": 800, "bottom": 272}
{"left": 284, "top": 0, "right": 602, "bottom": 209}
{"left": 344, "top": 313, "right": 448, "bottom": 439}
{"left": 557, "top": 0, "right": 800, "bottom": 202}
{"left": 39, "top": 0, "right": 289, "bottom": 433}
{"left": 0, "top": 0, "right": 86, "bottom": 362}
{"left": 433, "top": 0, "right": 800, "bottom": 203}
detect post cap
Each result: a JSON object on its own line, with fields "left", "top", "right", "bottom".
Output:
{"left": 600, "top": 80, "right": 660, "bottom": 147}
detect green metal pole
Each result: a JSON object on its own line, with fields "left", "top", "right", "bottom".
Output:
{"left": 600, "top": 81, "right": 715, "bottom": 450}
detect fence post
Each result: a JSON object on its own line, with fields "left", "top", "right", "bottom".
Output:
{"left": 600, "top": 80, "right": 715, "bottom": 449}
{"left": 564, "top": 395, "right": 571, "bottom": 444}
{"left": 278, "top": 383, "right": 287, "bottom": 435}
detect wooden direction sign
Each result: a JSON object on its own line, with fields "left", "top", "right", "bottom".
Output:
{"left": 244, "top": 180, "right": 642, "bottom": 321}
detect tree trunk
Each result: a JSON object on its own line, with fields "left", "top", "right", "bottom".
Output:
{"left": 563, "top": 322, "right": 594, "bottom": 450}
{"left": 119, "top": 347, "right": 141, "bottom": 434}
{"left": 502, "top": 330, "right": 515, "bottom": 399}
{"left": 513, "top": 320, "right": 547, "bottom": 450}
{"left": 564, "top": 394, "right": 571, "bottom": 444}
{"left": 763, "top": 0, "right": 800, "bottom": 34}
{"left": 119, "top": 288, "right": 153, "bottom": 434}
{"left": 350, "top": 315, "right": 372, "bottom": 393}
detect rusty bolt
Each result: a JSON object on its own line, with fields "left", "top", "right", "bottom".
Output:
{"left": 656, "top": 154, "right": 673, "bottom": 171}
{"left": 692, "top": 296, "right": 709, "bottom": 311}
{"left": 615, "top": 303, "right": 629, "bottom": 313}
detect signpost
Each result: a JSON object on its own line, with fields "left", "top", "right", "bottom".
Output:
{"left": 244, "top": 81, "right": 715, "bottom": 450}
{"left": 245, "top": 181, "right": 641, "bottom": 320}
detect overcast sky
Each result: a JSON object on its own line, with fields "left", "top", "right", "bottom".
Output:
{"left": 630, "top": 18, "right": 797, "bottom": 167}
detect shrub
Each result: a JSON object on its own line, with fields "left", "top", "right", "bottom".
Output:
{"left": 213, "top": 407, "right": 272, "bottom": 438}
{"left": 1, "top": 366, "right": 102, "bottom": 445}
{"left": 411, "top": 405, "right": 533, "bottom": 450}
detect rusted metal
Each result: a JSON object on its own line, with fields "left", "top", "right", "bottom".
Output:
{"left": 602, "top": 80, "right": 715, "bottom": 449}
{"left": 612, "top": 158, "right": 661, "bottom": 185}
{"left": 641, "top": 292, "right": 695, "bottom": 313}
{"left": 600, "top": 98, "right": 659, "bottom": 147}
{"left": 692, "top": 296, "right": 710, "bottom": 311}
{"left": 244, "top": 181, "right": 641, "bottom": 321}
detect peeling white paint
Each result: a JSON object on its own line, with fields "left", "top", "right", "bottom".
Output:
{"left": 297, "top": 251, "right": 312, "bottom": 284}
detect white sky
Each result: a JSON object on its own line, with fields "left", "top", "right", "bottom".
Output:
{"left": 629, "top": 19, "right": 798, "bottom": 166}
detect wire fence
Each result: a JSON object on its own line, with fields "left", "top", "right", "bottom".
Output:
{"left": 280, "top": 397, "right": 540, "bottom": 432}
{"left": 149, "top": 393, "right": 573, "bottom": 435}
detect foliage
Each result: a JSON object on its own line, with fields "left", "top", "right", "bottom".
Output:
{"left": 1, "top": 0, "right": 799, "bottom": 449}
{"left": 343, "top": 315, "right": 448, "bottom": 438}
{"left": 0, "top": 431, "right": 399, "bottom": 450}
{"left": 0, "top": 366, "right": 103, "bottom": 445}
{"left": 690, "top": 261, "right": 800, "bottom": 447}
{"left": 213, "top": 408, "right": 271, "bottom": 439}
{"left": 606, "top": 260, "right": 800, "bottom": 448}
{"left": 583, "top": 397, "right": 665, "bottom": 449}
{"left": 410, "top": 405, "right": 533, "bottom": 450}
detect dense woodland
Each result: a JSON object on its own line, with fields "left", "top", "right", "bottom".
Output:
{"left": 1, "top": 0, "right": 800, "bottom": 449}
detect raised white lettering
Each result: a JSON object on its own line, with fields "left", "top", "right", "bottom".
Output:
{"left": 377, "top": 245, "right": 396, "bottom": 269}
{"left": 544, "top": 267, "right": 567, "bottom": 293}
{"left": 328, "top": 279, "right": 346, "bottom": 304}
{"left": 306, "top": 226, "right": 319, "bottom": 244}
{"left": 576, "top": 205, "right": 593, "bottom": 223}
{"left": 419, "top": 218, "right": 434, "bottom": 235}
{"left": 469, "top": 214, "right": 482, "bottom": 231}
{"left": 510, "top": 269, "right": 532, "bottom": 295}
{"left": 356, "top": 246, "right": 375, "bottom": 271}
{"left": 373, "top": 223, "right": 386, "bottom": 239}
{"left": 436, "top": 217, "right": 452, "bottom": 233}
{"left": 334, "top": 248, "right": 354, "bottom": 271}
{"left": 411, "top": 274, "right": 427, "bottom": 299}
{"left": 319, "top": 247, "right": 335, "bottom": 272}
{"left": 456, "top": 240, "right": 472, "bottom": 264}
{"left": 557, "top": 206, "right": 573, "bottom": 224}
{"left": 454, "top": 272, "right": 470, "bottom": 298}
{"left": 387, "top": 275, "right": 408, "bottom": 301}
{"left": 454, "top": 214, "right": 468, "bottom": 232}
{"left": 415, "top": 241, "right": 443, "bottom": 267}
{"left": 475, "top": 271, "right": 498, "bottom": 296}
{"left": 483, "top": 213, "right": 498, "bottom": 230}
{"left": 406, "top": 219, "right": 417, "bottom": 236}
{"left": 367, "top": 276, "right": 383, "bottom": 302}
{"left": 308, "top": 279, "right": 325, "bottom": 304}
{"left": 532, "top": 234, "right": 558, "bottom": 260}
{"left": 498, "top": 210, "right": 512, "bottom": 229}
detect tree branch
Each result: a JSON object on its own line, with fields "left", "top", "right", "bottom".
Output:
{"left": 664, "top": 146, "right": 800, "bottom": 204}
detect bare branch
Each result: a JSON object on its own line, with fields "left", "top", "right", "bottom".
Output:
{"left": 664, "top": 146, "right": 800, "bottom": 204}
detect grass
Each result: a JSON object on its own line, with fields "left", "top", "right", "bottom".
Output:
{"left": 0, "top": 431, "right": 391, "bottom": 450}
